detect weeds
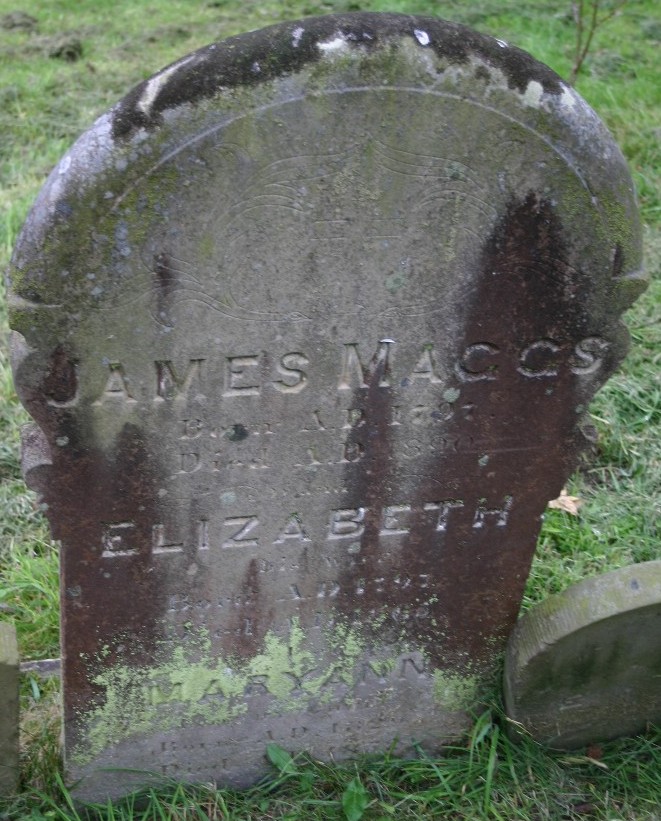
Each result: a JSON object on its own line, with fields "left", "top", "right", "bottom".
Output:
{"left": 568, "top": 0, "right": 629, "bottom": 83}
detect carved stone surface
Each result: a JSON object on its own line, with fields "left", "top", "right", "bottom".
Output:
{"left": 504, "top": 561, "right": 661, "bottom": 748}
{"left": 0, "top": 622, "right": 19, "bottom": 795}
{"left": 7, "top": 13, "right": 645, "bottom": 799}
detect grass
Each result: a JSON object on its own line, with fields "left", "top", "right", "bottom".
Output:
{"left": 5, "top": 722, "right": 661, "bottom": 819}
{"left": 1, "top": 0, "right": 660, "bottom": 817}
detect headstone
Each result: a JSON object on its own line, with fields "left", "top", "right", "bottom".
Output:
{"left": 7, "top": 13, "right": 645, "bottom": 800}
{"left": 0, "top": 622, "right": 19, "bottom": 795}
{"left": 504, "top": 561, "right": 661, "bottom": 748}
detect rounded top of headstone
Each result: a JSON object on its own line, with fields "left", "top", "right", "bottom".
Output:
{"left": 8, "top": 12, "right": 644, "bottom": 325}
{"left": 504, "top": 561, "right": 661, "bottom": 748}
{"left": 109, "top": 13, "right": 566, "bottom": 140}
{"left": 507, "top": 561, "right": 661, "bottom": 667}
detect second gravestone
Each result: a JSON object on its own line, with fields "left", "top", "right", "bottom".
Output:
{"left": 8, "top": 13, "right": 645, "bottom": 799}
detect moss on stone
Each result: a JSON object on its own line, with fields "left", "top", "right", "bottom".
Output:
{"left": 433, "top": 670, "right": 480, "bottom": 712}
{"left": 75, "top": 619, "right": 370, "bottom": 765}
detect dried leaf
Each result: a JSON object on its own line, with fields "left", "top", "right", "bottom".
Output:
{"left": 548, "top": 488, "right": 583, "bottom": 515}
{"left": 586, "top": 743, "right": 603, "bottom": 760}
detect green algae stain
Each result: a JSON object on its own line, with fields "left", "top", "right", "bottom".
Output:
{"left": 75, "top": 620, "right": 369, "bottom": 766}
{"left": 249, "top": 620, "right": 317, "bottom": 701}
{"left": 76, "top": 616, "right": 483, "bottom": 768}
{"left": 433, "top": 670, "right": 480, "bottom": 712}
{"left": 82, "top": 638, "right": 250, "bottom": 764}
{"left": 385, "top": 271, "right": 407, "bottom": 293}
{"left": 199, "top": 231, "right": 215, "bottom": 261}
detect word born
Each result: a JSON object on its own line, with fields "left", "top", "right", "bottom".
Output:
{"left": 60, "top": 336, "right": 610, "bottom": 408}
{"left": 100, "top": 496, "right": 513, "bottom": 558}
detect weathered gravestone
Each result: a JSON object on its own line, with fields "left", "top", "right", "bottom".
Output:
{"left": 504, "top": 561, "right": 661, "bottom": 749}
{"left": 7, "top": 13, "right": 645, "bottom": 799}
{"left": 0, "top": 622, "right": 19, "bottom": 795}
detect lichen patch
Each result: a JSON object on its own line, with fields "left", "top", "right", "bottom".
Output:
{"left": 317, "top": 35, "right": 349, "bottom": 55}
{"left": 522, "top": 79, "right": 544, "bottom": 108}
{"left": 137, "top": 55, "right": 197, "bottom": 118}
{"left": 74, "top": 621, "right": 367, "bottom": 765}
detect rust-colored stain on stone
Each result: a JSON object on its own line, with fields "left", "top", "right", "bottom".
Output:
{"left": 336, "top": 193, "right": 594, "bottom": 671}
{"left": 42, "top": 346, "right": 78, "bottom": 405}
{"left": 224, "top": 557, "right": 273, "bottom": 660}
{"left": 18, "top": 368, "right": 168, "bottom": 740}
